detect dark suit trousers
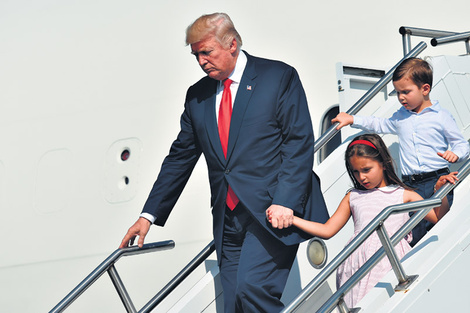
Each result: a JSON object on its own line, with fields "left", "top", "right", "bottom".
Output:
{"left": 219, "top": 204, "right": 299, "bottom": 313}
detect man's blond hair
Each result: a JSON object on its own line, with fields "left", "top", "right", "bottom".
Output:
{"left": 185, "top": 12, "right": 242, "bottom": 51}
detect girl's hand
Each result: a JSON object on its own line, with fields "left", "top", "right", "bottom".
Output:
{"left": 434, "top": 171, "right": 458, "bottom": 192}
{"left": 266, "top": 204, "right": 294, "bottom": 229}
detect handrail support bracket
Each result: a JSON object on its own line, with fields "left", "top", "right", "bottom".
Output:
{"left": 108, "top": 264, "right": 137, "bottom": 313}
{"left": 394, "top": 274, "right": 419, "bottom": 292}
{"left": 337, "top": 297, "right": 361, "bottom": 313}
{"left": 376, "top": 225, "right": 419, "bottom": 292}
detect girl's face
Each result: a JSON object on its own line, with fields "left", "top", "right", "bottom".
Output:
{"left": 349, "top": 155, "right": 387, "bottom": 189}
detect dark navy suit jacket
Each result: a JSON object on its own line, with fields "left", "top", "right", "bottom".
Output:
{"left": 142, "top": 52, "right": 329, "bottom": 262}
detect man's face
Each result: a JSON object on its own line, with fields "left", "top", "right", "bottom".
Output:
{"left": 191, "top": 36, "right": 238, "bottom": 81}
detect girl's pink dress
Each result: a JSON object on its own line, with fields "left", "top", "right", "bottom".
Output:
{"left": 336, "top": 185, "right": 412, "bottom": 307}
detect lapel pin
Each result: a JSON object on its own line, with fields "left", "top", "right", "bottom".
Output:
{"left": 247, "top": 85, "right": 252, "bottom": 91}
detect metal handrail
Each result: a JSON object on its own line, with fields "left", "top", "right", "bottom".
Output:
{"left": 399, "top": 26, "right": 470, "bottom": 55}
{"left": 283, "top": 157, "right": 470, "bottom": 313}
{"left": 285, "top": 32, "right": 470, "bottom": 312}
{"left": 399, "top": 26, "right": 458, "bottom": 55}
{"left": 139, "top": 240, "right": 215, "bottom": 313}
{"left": 431, "top": 31, "right": 470, "bottom": 55}
{"left": 399, "top": 26, "right": 458, "bottom": 38}
{"left": 314, "top": 41, "right": 427, "bottom": 154}
{"left": 50, "top": 240, "right": 175, "bottom": 313}
{"left": 49, "top": 27, "right": 470, "bottom": 313}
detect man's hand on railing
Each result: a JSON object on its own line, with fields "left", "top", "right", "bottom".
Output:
{"left": 119, "top": 217, "right": 151, "bottom": 249}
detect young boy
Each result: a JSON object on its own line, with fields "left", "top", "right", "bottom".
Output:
{"left": 332, "top": 57, "right": 469, "bottom": 246}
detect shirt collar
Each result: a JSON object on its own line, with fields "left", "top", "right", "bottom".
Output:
{"left": 226, "top": 51, "right": 247, "bottom": 84}
{"left": 406, "top": 100, "right": 441, "bottom": 114}
{"left": 427, "top": 100, "right": 441, "bottom": 112}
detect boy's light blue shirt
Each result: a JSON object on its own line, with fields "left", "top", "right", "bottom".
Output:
{"left": 353, "top": 100, "right": 470, "bottom": 176}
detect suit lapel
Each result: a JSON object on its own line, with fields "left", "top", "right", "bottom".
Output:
{"left": 204, "top": 53, "right": 257, "bottom": 164}
{"left": 226, "top": 55, "right": 257, "bottom": 161}
{"left": 204, "top": 79, "right": 227, "bottom": 164}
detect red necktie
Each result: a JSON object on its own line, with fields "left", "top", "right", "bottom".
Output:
{"left": 218, "top": 79, "right": 239, "bottom": 210}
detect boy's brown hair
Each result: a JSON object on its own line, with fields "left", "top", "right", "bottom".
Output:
{"left": 393, "top": 57, "right": 433, "bottom": 90}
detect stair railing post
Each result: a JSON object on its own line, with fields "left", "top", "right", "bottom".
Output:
{"left": 336, "top": 298, "right": 350, "bottom": 313}
{"left": 402, "top": 32, "right": 411, "bottom": 56}
{"left": 376, "top": 223, "right": 418, "bottom": 290}
{"left": 108, "top": 264, "right": 137, "bottom": 313}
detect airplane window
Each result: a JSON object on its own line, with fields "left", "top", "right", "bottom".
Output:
{"left": 121, "top": 149, "right": 130, "bottom": 161}
{"left": 318, "top": 106, "right": 341, "bottom": 164}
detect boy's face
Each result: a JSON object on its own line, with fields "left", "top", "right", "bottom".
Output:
{"left": 393, "top": 77, "right": 431, "bottom": 113}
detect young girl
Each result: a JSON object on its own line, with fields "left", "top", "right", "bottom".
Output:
{"left": 278, "top": 134, "right": 457, "bottom": 308}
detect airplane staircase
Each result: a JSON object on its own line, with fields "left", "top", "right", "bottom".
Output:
{"left": 50, "top": 27, "right": 470, "bottom": 313}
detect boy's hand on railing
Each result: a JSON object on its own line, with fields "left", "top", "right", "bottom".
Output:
{"left": 119, "top": 217, "right": 151, "bottom": 249}
{"left": 331, "top": 112, "right": 354, "bottom": 130}
{"left": 434, "top": 171, "right": 459, "bottom": 192}
{"left": 437, "top": 150, "right": 459, "bottom": 163}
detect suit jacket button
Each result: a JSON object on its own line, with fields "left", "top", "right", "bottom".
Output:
{"left": 225, "top": 169, "right": 230, "bottom": 174}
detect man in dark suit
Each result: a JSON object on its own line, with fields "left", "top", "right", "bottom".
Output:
{"left": 119, "top": 12, "right": 329, "bottom": 312}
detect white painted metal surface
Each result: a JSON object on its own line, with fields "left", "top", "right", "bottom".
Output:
{"left": 1, "top": 1, "right": 470, "bottom": 312}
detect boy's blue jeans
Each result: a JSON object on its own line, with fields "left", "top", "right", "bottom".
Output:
{"left": 402, "top": 168, "right": 452, "bottom": 247}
